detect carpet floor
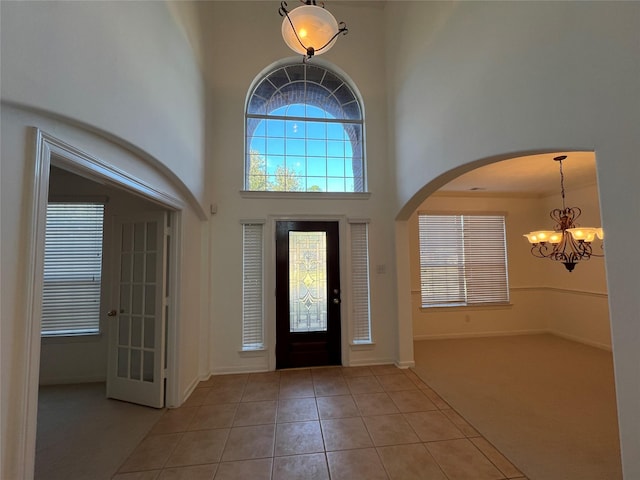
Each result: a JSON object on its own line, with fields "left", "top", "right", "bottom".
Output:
{"left": 412, "top": 334, "right": 622, "bottom": 480}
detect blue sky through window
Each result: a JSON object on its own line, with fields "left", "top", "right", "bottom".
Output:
{"left": 249, "top": 103, "right": 358, "bottom": 192}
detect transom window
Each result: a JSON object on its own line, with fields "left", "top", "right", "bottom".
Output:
{"left": 245, "top": 63, "right": 364, "bottom": 192}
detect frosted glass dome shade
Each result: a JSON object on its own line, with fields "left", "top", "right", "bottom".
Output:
{"left": 281, "top": 5, "right": 339, "bottom": 56}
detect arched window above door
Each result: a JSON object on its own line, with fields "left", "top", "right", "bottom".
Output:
{"left": 245, "top": 62, "right": 365, "bottom": 193}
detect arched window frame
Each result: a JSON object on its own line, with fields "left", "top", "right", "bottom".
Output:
{"left": 244, "top": 60, "right": 366, "bottom": 193}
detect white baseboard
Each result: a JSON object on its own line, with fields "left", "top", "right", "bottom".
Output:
{"left": 413, "top": 329, "right": 547, "bottom": 341}
{"left": 548, "top": 330, "right": 612, "bottom": 351}
{"left": 347, "top": 358, "right": 396, "bottom": 367}
{"left": 39, "top": 375, "right": 105, "bottom": 386}
{"left": 211, "top": 365, "right": 270, "bottom": 375}
{"left": 414, "top": 329, "right": 612, "bottom": 352}
{"left": 395, "top": 360, "right": 416, "bottom": 369}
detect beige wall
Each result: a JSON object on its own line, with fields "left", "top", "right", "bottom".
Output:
{"left": 386, "top": 2, "right": 638, "bottom": 474}
{"left": 409, "top": 182, "right": 610, "bottom": 350}
{"left": 202, "top": 2, "right": 399, "bottom": 372}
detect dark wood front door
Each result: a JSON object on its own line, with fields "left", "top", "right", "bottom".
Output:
{"left": 275, "top": 221, "right": 341, "bottom": 369}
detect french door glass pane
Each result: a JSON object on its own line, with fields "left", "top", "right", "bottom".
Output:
{"left": 289, "top": 232, "right": 327, "bottom": 333}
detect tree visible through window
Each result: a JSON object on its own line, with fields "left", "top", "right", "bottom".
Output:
{"left": 245, "top": 63, "right": 364, "bottom": 192}
{"left": 418, "top": 213, "right": 510, "bottom": 307}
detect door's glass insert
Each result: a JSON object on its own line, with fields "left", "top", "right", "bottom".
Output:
{"left": 130, "top": 349, "right": 141, "bottom": 380}
{"left": 143, "top": 351, "right": 154, "bottom": 382}
{"left": 117, "top": 347, "right": 128, "bottom": 378}
{"left": 289, "top": 231, "right": 327, "bottom": 332}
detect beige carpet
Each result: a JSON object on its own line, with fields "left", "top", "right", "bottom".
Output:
{"left": 36, "top": 383, "right": 164, "bottom": 480}
{"left": 412, "top": 334, "right": 621, "bottom": 480}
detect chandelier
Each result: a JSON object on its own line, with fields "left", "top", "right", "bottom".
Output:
{"left": 279, "top": 1, "right": 348, "bottom": 61}
{"left": 523, "top": 155, "right": 603, "bottom": 272}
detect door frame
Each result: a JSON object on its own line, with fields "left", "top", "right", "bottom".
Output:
{"left": 266, "top": 215, "right": 350, "bottom": 371}
{"left": 21, "top": 128, "right": 184, "bottom": 477}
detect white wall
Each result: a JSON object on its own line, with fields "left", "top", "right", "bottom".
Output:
{"left": 386, "top": 2, "right": 639, "bottom": 476}
{"left": 0, "top": 0, "right": 206, "bottom": 209}
{"left": 202, "top": 1, "right": 399, "bottom": 372}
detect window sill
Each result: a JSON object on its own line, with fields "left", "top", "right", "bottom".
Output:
{"left": 41, "top": 333, "right": 103, "bottom": 344}
{"left": 238, "top": 347, "right": 268, "bottom": 357}
{"left": 350, "top": 341, "right": 376, "bottom": 351}
{"left": 240, "top": 191, "right": 371, "bottom": 201}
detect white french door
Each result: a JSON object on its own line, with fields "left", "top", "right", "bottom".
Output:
{"left": 107, "top": 212, "right": 168, "bottom": 408}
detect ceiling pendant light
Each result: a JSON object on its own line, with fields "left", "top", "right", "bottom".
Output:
{"left": 523, "top": 155, "right": 604, "bottom": 272}
{"left": 279, "top": 1, "right": 348, "bottom": 61}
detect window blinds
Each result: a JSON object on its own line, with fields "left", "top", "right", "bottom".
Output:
{"left": 418, "top": 214, "right": 509, "bottom": 307}
{"left": 242, "top": 223, "right": 264, "bottom": 349}
{"left": 350, "top": 222, "right": 372, "bottom": 343}
{"left": 42, "top": 203, "right": 105, "bottom": 336}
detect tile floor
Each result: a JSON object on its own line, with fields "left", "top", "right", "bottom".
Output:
{"left": 113, "top": 366, "right": 528, "bottom": 480}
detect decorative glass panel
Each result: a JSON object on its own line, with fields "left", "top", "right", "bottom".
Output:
{"left": 289, "top": 232, "right": 327, "bottom": 333}
{"left": 117, "top": 347, "right": 128, "bottom": 378}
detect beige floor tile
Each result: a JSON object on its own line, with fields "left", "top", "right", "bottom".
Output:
{"left": 233, "top": 400, "right": 277, "bottom": 426}
{"left": 158, "top": 463, "right": 218, "bottom": 480}
{"left": 326, "top": 448, "right": 389, "bottom": 480}
{"left": 221, "top": 424, "right": 276, "bottom": 462}
{"left": 316, "top": 395, "right": 359, "bottom": 419}
{"left": 242, "top": 382, "right": 279, "bottom": 402}
{"left": 377, "top": 444, "right": 447, "bottom": 480}
{"left": 182, "top": 388, "right": 211, "bottom": 408}
{"left": 275, "top": 421, "right": 324, "bottom": 456}
{"left": 311, "top": 367, "right": 344, "bottom": 379}
{"left": 151, "top": 407, "right": 199, "bottom": 434}
{"left": 208, "top": 374, "right": 248, "bottom": 389}
{"left": 248, "top": 371, "right": 281, "bottom": 382}
{"left": 426, "top": 438, "right": 504, "bottom": 480}
{"left": 341, "top": 366, "right": 373, "bottom": 377}
{"left": 403, "top": 369, "right": 428, "bottom": 387}
{"left": 165, "top": 429, "right": 229, "bottom": 468}
{"left": 321, "top": 417, "right": 373, "bottom": 451}
{"left": 203, "top": 385, "right": 244, "bottom": 405}
{"left": 388, "top": 389, "right": 438, "bottom": 413}
{"left": 362, "top": 414, "right": 420, "bottom": 446}
{"left": 313, "top": 376, "right": 350, "bottom": 396}
{"left": 113, "top": 471, "right": 161, "bottom": 480}
{"left": 470, "top": 436, "right": 524, "bottom": 478}
{"left": 277, "top": 397, "right": 319, "bottom": 423}
{"left": 189, "top": 403, "right": 238, "bottom": 430}
{"left": 376, "top": 374, "right": 417, "bottom": 392}
{"left": 404, "top": 411, "right": 465, "bottom": 442}
{"left": 119, "top": 433, "right": 182, "bottom": 472}
{"left": 419, "top": 387, "right": 450, "bottom": 409}
{"left": 441, "top": 408, "right": 480, "bottom": 437}
{"left": 353, "top": 392, "right": 399, "bottom": 416}
{"left": 273, "top": 453, "right": 329, "bottom": 480}
{"left": 279, "top": 375, "right": 315, "bottom": 398}
{"left": 369, "top": 365, "right": 403, "bottom": 376}
{"left": 214, "top": 458, "right": 273, "bottom": 480}
{"left": 346, "top": 375, "right": 384, "bottom": 394}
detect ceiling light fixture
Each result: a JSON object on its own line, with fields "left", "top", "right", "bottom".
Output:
{"left": 523, "top": 155, "right": 604, "bottom": 272}
{"left": 279, "top": 1, "right": 348, "bottom": 62}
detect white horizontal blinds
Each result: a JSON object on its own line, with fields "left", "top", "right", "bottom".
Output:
{"left": 242, "top": 223, "right": 264, "bottom": 349}
{"left": 462, "top": 215, "right": 509, "bottom": 304}
{"left": 42, "top": 203, "right": 105, "bottom": 335}
{"left": 419, "top": 215, "right": 466, "bottom": 307}
{"left": 350, "top": 223, "right": 371, "bottom": 343}
{"left": 418, "top": 214, "right": 509, "bottom": 307}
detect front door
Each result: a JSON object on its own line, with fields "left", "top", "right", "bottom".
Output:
{"left": 106, "top": 212, "right": 167, "bottom": 408}
{"left": 276, "top": 221, "right": 341, "bottom": 369}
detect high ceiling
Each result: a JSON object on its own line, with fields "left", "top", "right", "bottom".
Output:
{"left": 439, "top": 152, "right": 598, "bottom": 196}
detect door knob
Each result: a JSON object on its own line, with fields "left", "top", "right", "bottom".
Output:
{"left": 332, "top": 298, "right": 341, "bottom": 304}
{"left": 107, "top": 310, "right": 118, "bottom": 317}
